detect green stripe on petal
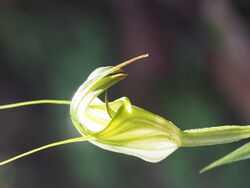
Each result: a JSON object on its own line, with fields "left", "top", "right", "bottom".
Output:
{"left": 93, "top": 98, "right": 181, "bottom": 162}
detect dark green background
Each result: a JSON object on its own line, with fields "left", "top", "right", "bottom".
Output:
{"left": 0, "top": 1, "right": 250, "bottom": 188}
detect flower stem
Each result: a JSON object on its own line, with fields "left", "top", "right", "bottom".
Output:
{"left": 181, "top": 125, "right": 250, "bottom": 147}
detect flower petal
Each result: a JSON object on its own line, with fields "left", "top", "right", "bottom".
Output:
{"left": 92, "top": 98, "right": 181, "bottom": 162}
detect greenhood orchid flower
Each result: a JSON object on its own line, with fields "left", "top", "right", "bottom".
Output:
{"left": 1, "top": 54, "right": 250, "bottom": 173}
{"left": 69, "top": 55, "right": 181, "bottom": 162}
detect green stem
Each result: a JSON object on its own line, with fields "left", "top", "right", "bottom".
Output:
{"left": 0, "top": 100, "right": 71, "bottom": 110}
{"left": 181, "top": 125, "right": 250, "bottom": 147}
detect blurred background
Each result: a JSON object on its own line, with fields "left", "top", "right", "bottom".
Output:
{"left": 0, "top": 0, "right": 250, "bottom": 188}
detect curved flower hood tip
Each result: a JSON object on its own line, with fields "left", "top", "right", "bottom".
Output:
{"left": 70, "top": 54, "right": 181, "bottom": 162}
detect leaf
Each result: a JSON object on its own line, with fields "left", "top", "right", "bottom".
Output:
{"left": 200, "top": 141, "right": 250, "bottom": 173}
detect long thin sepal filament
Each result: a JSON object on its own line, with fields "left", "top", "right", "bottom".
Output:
{"left": 115, "top": 54, "right": 149, "bottom": 70}
{"left": 0, "top": 100, "right": 71, "bottom": 110}
{"left": 0, "top": 136, "right": 91, "bottom": 166}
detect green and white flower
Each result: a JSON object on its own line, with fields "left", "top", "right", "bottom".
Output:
{"left": 1, "top": 54, "right": 250, "bottom": 172}
{"left": 69, "top": 54, "right": 181, "bottom": 162}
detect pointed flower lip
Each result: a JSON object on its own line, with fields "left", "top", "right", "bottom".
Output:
{"left": 70, "top": 54, "right": 182, "bottom": 162}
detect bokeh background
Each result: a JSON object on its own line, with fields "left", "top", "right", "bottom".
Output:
{"left": 0, "top": 0, "right": 250, "bottom": 188}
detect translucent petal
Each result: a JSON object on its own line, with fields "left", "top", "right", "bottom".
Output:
{"left": 91, "top": 98, "right": 180, "bottom": 162}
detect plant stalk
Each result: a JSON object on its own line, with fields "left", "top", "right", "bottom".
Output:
{"left": 181, "top": 125, "right": 250, "bottom": 147}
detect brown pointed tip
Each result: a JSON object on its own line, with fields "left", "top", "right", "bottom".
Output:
{"left": 116, "top": 54, "right": 150, "bottom": 69}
